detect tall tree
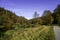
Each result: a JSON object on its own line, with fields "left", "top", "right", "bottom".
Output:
{"left": 53, "top": 4, "right": 60, "bottom": 25}
{"left": 33, "top": 11, "right": 39, "bottom": 18}
{"left": 42, "top": 10, "right": 54, "bottom": 25}
{"left": 42, "top": 10, "right": 52, "bottom": 16}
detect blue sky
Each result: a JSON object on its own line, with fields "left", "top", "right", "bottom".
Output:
{"left": 0, "top": 0, "right": 60, "bottom": 19}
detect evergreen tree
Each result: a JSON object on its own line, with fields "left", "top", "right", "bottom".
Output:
{"left": 33, "top": 11, "right": 39, "bottom": 18}
{"left": 53, "top": 4, "right": 60, "bottom": 25}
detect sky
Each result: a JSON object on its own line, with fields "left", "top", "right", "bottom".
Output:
{"left": 0, "top": 0, "right": 60, "bottom": 19}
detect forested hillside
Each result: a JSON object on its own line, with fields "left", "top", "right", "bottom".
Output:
{"left": 0, "top": 7, "right": 28, "bottom": 30}
{"left": 0, "top": 4, "right": 60, "bottom": 40}
{"left": 29, "top": 4, "right": 60, "bottom": 25}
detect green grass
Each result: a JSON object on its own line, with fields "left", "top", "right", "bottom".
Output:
{"left": 0, "top": 26, "right": 55, "bottom": 40}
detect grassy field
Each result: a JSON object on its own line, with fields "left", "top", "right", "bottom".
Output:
{"left": 0, "top": 26, "right": 55, "bottom": 40}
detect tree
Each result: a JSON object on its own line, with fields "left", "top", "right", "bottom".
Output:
{"left": 42, "top": 10, "right": 54, "bottom": 25}
{"left": 53, "top": 4, "right": 60, "bottom": 25}
{"left": 42, "top": 10, "right": 52, "bottom": 16}
{"left": 0, "top": 17, "right": 7, "bottom": 29}
{"left": 33, "top": 11, "right": 39, "bottom": 18}
{"left": 0, "top": 7, "right": 19, "bottom": 29}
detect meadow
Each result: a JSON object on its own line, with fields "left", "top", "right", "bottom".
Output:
{"left": 0, "top": 26, "right": 55, "bottom": 40}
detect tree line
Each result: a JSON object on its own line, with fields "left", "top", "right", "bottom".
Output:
{"left": 0, "top": 4, "right": 60, "bottom": 30}
{"left": 31, "top": 4, "right": 60, "bottom": 25}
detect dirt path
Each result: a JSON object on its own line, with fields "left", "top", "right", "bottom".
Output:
{"left": 54, "top": 26, "right": 60, "bottom": 40}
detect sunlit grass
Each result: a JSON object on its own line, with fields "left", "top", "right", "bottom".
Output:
{"left": 0, "top": 26, "right": 54, "bottom": 40}
{"left": 9, "top": 26, "right": 54, "bottom": 40}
